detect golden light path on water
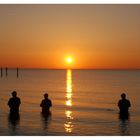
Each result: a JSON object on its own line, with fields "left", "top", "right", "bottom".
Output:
{"left": 64, "top": 69, "right": 74, "bottom": 133}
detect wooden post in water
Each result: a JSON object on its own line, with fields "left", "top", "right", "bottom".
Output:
{"left": 1, "top": 67, "right": 2, "bottom": 77}
{"left": 6, "top": 67, "right": 8, "bottom": 77}
{"left": 17, "top": 67, "right": 19, "bottom": 78}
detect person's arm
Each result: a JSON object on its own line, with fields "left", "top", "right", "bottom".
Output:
{"left": 128, "top": 100, "right": 131, "bottom": 107}
{"left": 19, "top": 98, "right": 21, "bottom": 105}
{"left": 118, "top": 100, "right": 120, "bottom": 107}
{"left": 50, "top": 100, "right": 52, "bottom": 107}
{"left": 40, "top": 100, "right": 43, "bottom": 107}
{"left": 8, "top": 98, "right": 11, "bottom": 107}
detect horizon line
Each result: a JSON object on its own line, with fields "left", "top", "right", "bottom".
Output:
{"left": 1, "top": 67, "right": 140, "bottom": 70}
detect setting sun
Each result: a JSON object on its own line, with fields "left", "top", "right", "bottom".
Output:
{"left": 66, "top": 57, "right": 73, "bottom": 64}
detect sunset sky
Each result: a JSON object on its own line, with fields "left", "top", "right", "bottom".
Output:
{"left": 0, "top": 4, "right": 140, "bottom": 69}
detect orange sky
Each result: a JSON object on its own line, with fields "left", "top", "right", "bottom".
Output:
{"left": 0, "top": 4, "right": 140, "bottom": 69}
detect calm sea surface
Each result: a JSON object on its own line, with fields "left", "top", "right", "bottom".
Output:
{"left": 0, "top": 69, "right": 140, "bottom": 136}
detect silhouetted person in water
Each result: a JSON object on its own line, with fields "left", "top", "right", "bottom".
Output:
{"left": 40, "top": 93, "right": 52, "bottom": 115}
{"left": 118, "top": 93, "right": 131, "bottom": 120}
{"left": 8, "top": 112, "right": 20, "bottom": 133}
{"left": 8, "top": 91, "right": 21, "bottom": 114}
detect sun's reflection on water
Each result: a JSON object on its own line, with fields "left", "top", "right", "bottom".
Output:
{"left": 64, "top": 69, "right": 74, "bottom": 133}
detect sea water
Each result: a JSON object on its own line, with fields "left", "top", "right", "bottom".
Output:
{"left": 0, "top": 69, "right": 140, "bottom": 136}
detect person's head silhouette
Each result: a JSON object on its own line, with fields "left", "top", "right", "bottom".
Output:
{"left": 12, "top": 91, "right": 17, "bottom": 98}
{"left": 44, "top": 93, "right": 48, "bottom": 99}
{"left": 121, "top": 93, "right": 126, "bottom": 99}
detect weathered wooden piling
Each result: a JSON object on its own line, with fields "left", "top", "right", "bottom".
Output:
{"left": 17, "top": 68, "right": 19, "bottom": 78}
{"left": 1, "top": 67, "right": 2, "bottom": 77}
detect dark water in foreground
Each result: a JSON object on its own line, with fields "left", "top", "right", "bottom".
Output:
{"left": 0, "top": 69, "right": 140, "bottom": 136}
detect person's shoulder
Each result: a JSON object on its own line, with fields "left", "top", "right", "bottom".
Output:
{"left": 47, "top": 99, "right": 52, "bottom": 103}
{"left": 9, "top": 97, "right": 13, "bottom": 100}
{"left": 126, "top": 99, "right": 130, "bottom": 102}
{"left": 118, "top": 99, "right": 122, "bottom": 102}
{"left": 16, "top": 97, "right": 21, "bottom": 100}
